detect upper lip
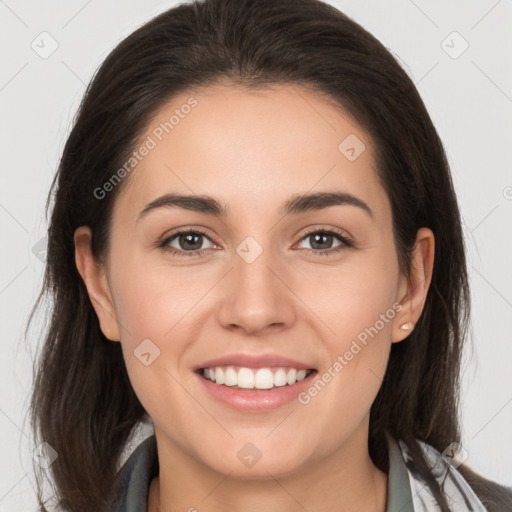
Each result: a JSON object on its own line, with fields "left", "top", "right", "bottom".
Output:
{"left": 194, "top": 353, "right": 316, "bottom": 371}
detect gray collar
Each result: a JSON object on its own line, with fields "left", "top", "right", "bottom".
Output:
{"left": 386, "top": 433, "right": 415, "bottom": 512}
{"left": 106, "top": 435, "right": 158, "bottom": 512}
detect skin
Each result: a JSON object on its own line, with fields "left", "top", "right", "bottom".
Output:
{"left": 75, "top": 83, "right": 434, "bottom": 512}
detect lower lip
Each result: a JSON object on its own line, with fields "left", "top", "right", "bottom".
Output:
{"left": 195, "top": 370, "right": 318, "bottom": 412}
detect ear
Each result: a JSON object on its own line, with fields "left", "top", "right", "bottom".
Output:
{"left": 392, "top": 227, "right": 435, "bottom": 343}
{"left": 74, "top": 226, "right": 120, "bottom": 342}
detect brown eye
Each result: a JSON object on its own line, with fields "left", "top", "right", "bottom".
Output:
{"left": 306, "top": 232, "right": 337, "bottom": 250}
{"left": 296, "top": 228, "right": 353, "bottom": 255}
{"left": 174, "top": 232, "right": 205, "bottom": 251}
{"left": 160, "top": 229, "right": 215, "bottom": 257}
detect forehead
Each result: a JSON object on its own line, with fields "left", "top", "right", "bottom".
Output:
{"left": 115, "top": 83, "right": 388, "bottom": 223}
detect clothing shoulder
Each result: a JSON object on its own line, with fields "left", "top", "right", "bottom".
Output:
{"left": 106, "top": 435, "right": 158, "bottom": 512}
{"left": 396, "top": 436, "right": 488, "bottom": 511}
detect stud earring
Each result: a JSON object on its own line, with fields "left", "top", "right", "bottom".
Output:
{"left": 400, "top": 322, "right": 413, "bottom": 331}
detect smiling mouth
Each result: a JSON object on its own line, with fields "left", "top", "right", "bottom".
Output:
{"left": 196, "top": 366, "right": 317, "bottom": 390}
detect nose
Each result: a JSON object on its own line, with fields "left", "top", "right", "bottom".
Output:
{"left": 215, "top": 249, "right": 297, "bottom": 336}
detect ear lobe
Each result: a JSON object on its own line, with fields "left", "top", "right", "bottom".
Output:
{"left": 392, "top": 227, "right": 435, "bottom": 343}
{"left": 74, "top": 226, "right": 120, "bottom": 342}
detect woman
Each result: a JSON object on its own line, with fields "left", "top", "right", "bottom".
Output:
{"left": 28, "top": 0, "right": 512, "bottom": 510}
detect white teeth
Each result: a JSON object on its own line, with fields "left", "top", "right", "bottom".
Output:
{"left": 214, "top": 367, "right": 225, "bottom": 385}
{"left": 254, "top": 368, "right": 274, "bottom": 389}
{"left": 237, "top": 367, "right": 255, "bottom": 389}
{"left": 201, "top": 366, "right": 312, "bottom": 389}
{"left": 286, "top": 368, "right": 297, "bottom": 385}
{"left": 273, "top": 368, "right": 288, "bottom": 387}
{"left": 296, "top": 369, "right": 307, "bottom": 381}
{"left": 224, "top": 367, "right": 237, "bottom": 386}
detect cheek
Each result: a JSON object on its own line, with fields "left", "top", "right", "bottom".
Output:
{"left": 294, "top": 250, "right": 398, "bottom": 417}
{"left": 107, "top": 259, "right": 186, "bottom": 395}
{"left": 110, "top": 267, "right": 195, "bottom": 427}
{"left": 293, "top": 246, "right": 399, "bottom": 344}
{"left": 110, "top": 253, "right": 203, "bottom": 343}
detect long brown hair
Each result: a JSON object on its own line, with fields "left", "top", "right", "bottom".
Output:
{"left": 27, "top": 0, "right": 512, "bottom": 510}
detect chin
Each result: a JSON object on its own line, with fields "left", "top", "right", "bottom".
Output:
{"left": 198, "top": 446, "right": 311, "bottom": 480}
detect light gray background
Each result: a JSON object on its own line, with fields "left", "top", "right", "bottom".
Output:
{"left": 1, "top": 0, "right": 511, "bottom": 509}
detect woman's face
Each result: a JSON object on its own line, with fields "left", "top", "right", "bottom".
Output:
{"left": 79, "top": 83, "right": 429, "bottom": 478}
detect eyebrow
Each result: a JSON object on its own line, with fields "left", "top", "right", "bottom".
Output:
{"left": 137, "top": 191, "right": 374, "bottom": 221}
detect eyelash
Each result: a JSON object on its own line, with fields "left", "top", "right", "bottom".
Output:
{"left": 157, "top": 227, "right": 354, "bottom": 258}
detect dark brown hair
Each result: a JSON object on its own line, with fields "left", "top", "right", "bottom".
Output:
{"left": 27, "top": 0, "right": 512, "bottom": 510}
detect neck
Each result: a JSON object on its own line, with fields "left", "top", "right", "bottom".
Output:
{"left": 148, "top": 424, "right": 388, "bottom": 512}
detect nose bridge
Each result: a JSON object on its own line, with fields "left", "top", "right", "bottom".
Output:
{"left": 216, "top": 237, "right": 295, "bottom": 334}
